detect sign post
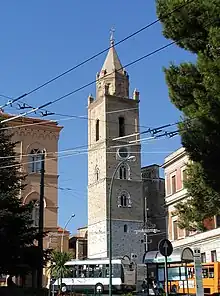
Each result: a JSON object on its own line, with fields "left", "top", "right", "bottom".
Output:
{"left": 194, "top": 248, "right": 204, "bottom": 296}
{"left": 135, "top": 224, "right": 160, "bottom": 294}
{"left": 158, "top": 239, "right": 173, "bottom": 296}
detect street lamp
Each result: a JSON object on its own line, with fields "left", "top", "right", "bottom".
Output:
{"left": 61, "top": 214, "right": 75, "bottom": 252}
{"left": 108, "top": 155, "right": 136, "bottom": 296}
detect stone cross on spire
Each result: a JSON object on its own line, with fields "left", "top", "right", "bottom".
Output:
{"left": 110, "top": 27, "right": 115, "bottom": 46}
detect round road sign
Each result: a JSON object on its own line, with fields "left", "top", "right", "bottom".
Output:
{"left": 158, "top": 239, "right": 173, "bottom": 257}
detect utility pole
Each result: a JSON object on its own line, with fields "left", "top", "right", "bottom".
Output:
{"left": 144, "top": 196, "right": 148, "bottom": 253}
{"left": 37, "top": 150, "right": 45, "bottom": 289}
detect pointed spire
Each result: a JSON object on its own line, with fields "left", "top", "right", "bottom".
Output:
{"left": 96, "top": 30, "right": 129, "bottom": 99}
{"left": 101, "top": 28, "right": 123, "bottom": 74}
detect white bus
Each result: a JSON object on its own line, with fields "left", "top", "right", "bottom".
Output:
{"left": 52, "top": 258, "right": 136, "bottom": 294}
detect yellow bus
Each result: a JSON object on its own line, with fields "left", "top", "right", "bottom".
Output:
{"left": 157, "top": 262, "right": 220, "bottom": 295}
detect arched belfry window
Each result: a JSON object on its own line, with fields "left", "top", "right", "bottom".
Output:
{"left": 28, "top": 149, "right": 42, "bottom": 173}
{"left": 119, "top": 117, "right": 125, "bottom": 137}
{"left": 118, "top": 163, "right": 130, "bottom": 180}
{"left": 118, "top": 190, "right": 132, "bottom": 208}
{"left": 96, "top": 119, "right": 100, "bottom": 141}
{"left": 32, "top": 200, "right": 40, "bottom": 227}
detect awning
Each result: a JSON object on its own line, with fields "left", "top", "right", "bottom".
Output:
{"left": 143, "top": 247, "right": 194, "bottom": 264}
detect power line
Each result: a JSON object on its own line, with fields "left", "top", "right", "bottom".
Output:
{"left": 3, "top": 12, "right": 216, "bottom": 126}
{"left": 0, "top": 106, "right": 151, "bottom": 131}
{"left": 0, "top": 0, "right": 195, "bottom": 111}
{"left": 0, "top": 125, "right": 186, "bottom": 170}
{"left": 1, "top": 41, "right": 175, "bottom": 125}
{"left": 0, "top": 116, "right": 185, "bottom": 161}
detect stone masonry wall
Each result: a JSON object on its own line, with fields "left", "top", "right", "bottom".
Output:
{"left": 111, "top": 220, "right": 144, "bottom": 263}
{"left": 88, "top": 220, "right": 107, "bottom": 258}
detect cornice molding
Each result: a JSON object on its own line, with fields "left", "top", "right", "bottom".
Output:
{"left": 13, "top": 128, "right": 60, "bottom": 141}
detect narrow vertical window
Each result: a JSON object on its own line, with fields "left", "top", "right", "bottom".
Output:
{"left": 201, "top": 253, "right": 206, "bottom": 263}
{"left": 182, "top": 169, "right": 187, "bottom": 182}
{"left": 124, "top": 224, "right": 128, "bottom": 233}
{"left": 119, "top": 117, "right": 125, "bottom": 137}
{"left": 96, "top": 119, "right": 99, "bottom": 141}
{"left": 173, "top": 220, "right": 178, "bottom": 240}
{"left": 28, "top": 149, "right": 42, "bottom": 173}
{"left": 211, "top": 250, "right": 217, "bottom": 262}
{"left": 216, "top": 215, "right": 220, "bottom": 228}
{"left": 120, "top": 194, "right": 127, "bottom": 207}
{"left": 95, "top": 166, "right": 99, "bottom": 181}
{"left": 171, "top": 175, "right": 176, "bottom": 194}
{"left": 119, "top": 165, "right": 127, "bottom": 180}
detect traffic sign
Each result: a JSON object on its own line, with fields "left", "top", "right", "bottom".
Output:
{"left": 134, "top": 228, "right": 160, "bottom": 234}
{"left": 158, "top": 239, "right": 173, "bottom": 257}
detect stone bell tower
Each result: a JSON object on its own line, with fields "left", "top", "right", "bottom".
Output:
{"left": 87, "top": 34, "right": 144, "bottom": 262}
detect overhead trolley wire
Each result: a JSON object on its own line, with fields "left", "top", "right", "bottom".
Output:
{"left": 0, "top": 0, "right": 195, "bottom": 111}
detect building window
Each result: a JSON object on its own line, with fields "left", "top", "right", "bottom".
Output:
{"left": 171, "top": 175, "right": 177, "bottom": 194}
{"left": 28, "top": 149, "right": 42, "bottom": 173}
{"left": 120, "top": 194, "right": 127, "bottom": 207}
{"left": 96, "top": 119, "right": 100, "bottom": 141}
{"left": 32, "top": 200, "right": 40, "bottom": 227}
{"left": 201, "top": 252, "right": 206, "bottom": 263}
{"left": 118, "top": 163, "right": 130, "bottom": 180}
{"left": 124, "top": 224, "right": 128, "bottom": 233}
{"left": 182, "top": 169, "right": 187, "bottom": 182}
{"left": 173, "top": 220, "right": 178, "bottom": 240}
{"left": 118, "top": 191, "right": 131, "bottom": 208}
{"left": 178, "top": 227, "right": 185, "bottom": 238}
{"left": 181, "top": 168, "right": 187, "bottom": 188}
{"left": 211, "top": 250, "right": 217, "bottom": 262}
{"left": 95, "top": 166, "right": 100, "bottom": 181}
{"left": 216, "top": 215, "right": 220, "bottom": 228}
{"left": 119, "top": 117, "right": 125, "bottom": 137}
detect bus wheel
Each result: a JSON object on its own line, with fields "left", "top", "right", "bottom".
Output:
{"left": 95, "top": 283, "right": 104, "bottom": 294}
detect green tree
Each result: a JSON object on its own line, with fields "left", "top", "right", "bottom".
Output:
{"left": 156, "top": 0, "right": 220, "bottom": 229}
{"left": 50, "top": 250, "right": 72, "bottom": 288}
{"left": 0, "top": 122, "right": 39, "bottom": 276}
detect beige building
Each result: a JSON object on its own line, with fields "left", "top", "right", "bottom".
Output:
{"left": 69, "top": 226, "right": 88, "bottom": 260}
{"left": 2, "top": 113, "right": 67, "bottom": 250}
{"left": 87, "top": 38, "right": 144, "bottom": 262}
{"left": 163, "top": 147, "right": 220, "bottom": 262}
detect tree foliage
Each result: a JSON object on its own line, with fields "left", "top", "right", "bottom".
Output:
{"left": 0, "top": 122, "right": 39, "bottom": 275}
{"left": 156, "top": 0, "right": 220, "bottom": 228}
{"left": 50, "top": 250, "right": 73, "bottom": 280}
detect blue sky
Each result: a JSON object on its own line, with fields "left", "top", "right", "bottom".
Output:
{"left": 0, "top": 1, "right": 195, "bottom": 234}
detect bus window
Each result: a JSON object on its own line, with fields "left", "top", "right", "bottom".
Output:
{"left": 66, "top": 266, "right": 74, "bottom": 278}
{"left": 78, "top": 265, "right": 84, "bottom": 278}
{"left": 180, "top": 267, "right": 186, "bottom": 280}
{"left": 187, "top": 267, "right": 194, "bottom": 279}
{"left": 208, "top": 267, "right": 214, "bottom": 278}
{"left": 82, "top": 265, "right": 87, "bottom": 278}
{"left": 168, "top": 267, "right": 181, "bottom": 281}
{"left": 202, "top": 268, "right": 208, "bottom": 278}
{"left": 93, "top": 265, "right": 103, "bottom": 278}
{"left": 88, "top": 265, "right": 95, "bottom": 278}
{"left": 72, "top": 265, "right": 77, "bottom": 278}
{"left": 113, "top": 264, "right": 121, "bottom": 278}
{"left": 104, "top": 264, "right": 109, "bottom": 277}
